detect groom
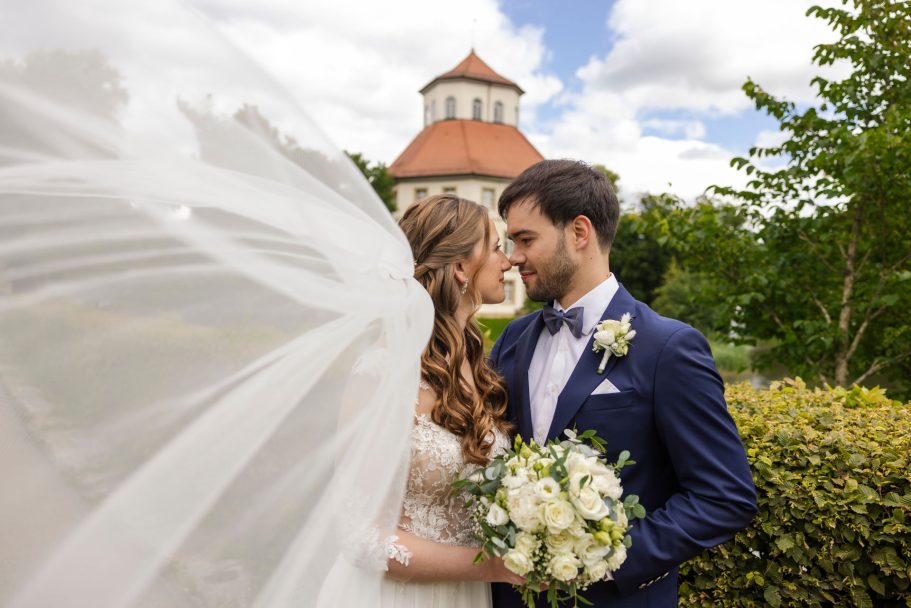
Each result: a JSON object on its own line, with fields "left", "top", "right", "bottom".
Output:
{"left": 489, "top": 160, "right": 757, "bottom": 607}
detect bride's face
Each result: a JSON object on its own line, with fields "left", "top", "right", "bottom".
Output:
{"left": 473, "top": 218, "right": 512, "bottom": 305}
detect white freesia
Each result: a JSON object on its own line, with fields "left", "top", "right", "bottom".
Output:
{"left": 542, "top": 499, "right": 575, "bottom": 533}
{"left": 486, "top": 503, "right": 509, "bottom": 526}
{"left": 503, "top": 549, "right": 534, "bottom": 576}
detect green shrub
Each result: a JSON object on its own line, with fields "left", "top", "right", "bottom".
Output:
{"left": 680, "top": 379, "right": 911, "bottom": 607}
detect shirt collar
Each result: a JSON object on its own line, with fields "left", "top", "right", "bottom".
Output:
{"left": 554, "top": 274, "right": 619, "bottom": 336}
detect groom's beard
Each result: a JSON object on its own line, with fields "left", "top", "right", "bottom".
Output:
{"left": 525, "top": 234, "right": 578, "bottom": 303}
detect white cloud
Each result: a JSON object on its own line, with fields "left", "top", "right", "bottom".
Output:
{"left": 641, "top": 118, "right": 706, "bottom": 140}
{"left": 5, "top": 0, "right": 847, "bottom": 202}
{"left": 193, "top": 0, "right": 562, "bottom": 163}
{"left": 534, "top": 0, "right": 848, "bottom": 200}
{"left": 754, "top": 128, "right": 789, "bottom": 149}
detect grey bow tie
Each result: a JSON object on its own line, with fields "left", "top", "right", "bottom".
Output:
{"left": 542, "top": 304, "right": 584, "bottom": 338}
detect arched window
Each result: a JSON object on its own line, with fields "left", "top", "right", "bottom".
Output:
{"left": 445, "top": 96, "right": 456, "bottom": 120}
{"left": 472, "top": 98, "right": 482, "bottom": 120}
{"left": 493, "top": 101, "right": 504, "bottom": 124}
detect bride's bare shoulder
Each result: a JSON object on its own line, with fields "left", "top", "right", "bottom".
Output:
{"left": 414, "top": 380, "right": 436, "bottom": 418}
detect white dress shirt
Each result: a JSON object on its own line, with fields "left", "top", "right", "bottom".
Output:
{"left": 527, "top": 275, "right": 619, "bottom": 444}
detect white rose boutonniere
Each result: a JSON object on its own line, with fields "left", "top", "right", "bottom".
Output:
{"left": 592, "top": 313, "right": 636, "bottom": 374}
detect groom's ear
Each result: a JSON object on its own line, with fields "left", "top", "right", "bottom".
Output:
{"left": 569, "top": 215, "right": 595, "bottom": 251}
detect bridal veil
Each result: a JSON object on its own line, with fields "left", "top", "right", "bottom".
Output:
{"left": 0, "top": 1, "right": 433, "bottom": 606}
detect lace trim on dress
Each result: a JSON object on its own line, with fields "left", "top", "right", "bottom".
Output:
{"left": 384, "top": 534, "right": 413, "bottom": 567}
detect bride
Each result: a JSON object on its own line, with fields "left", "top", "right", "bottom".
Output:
{"left": 379, "top": 194, "right": 522, "bottom": 606}
{"left": 0, "top": 1, "right": 520, "bottom": 607}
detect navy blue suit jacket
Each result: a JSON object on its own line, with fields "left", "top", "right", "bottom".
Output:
{"left": 488, "top": 284, "right": 757, "bottom": 608}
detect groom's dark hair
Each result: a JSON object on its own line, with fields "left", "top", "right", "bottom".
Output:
{"left": 498, "top": 159, "right": 620, "bottom": 251}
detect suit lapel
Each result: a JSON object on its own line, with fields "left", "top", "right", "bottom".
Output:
{"left": 512, "top": 311, "right": 545, "bottom": 442}
{"left": 546, "top": 284, "right": 638, "bottom": 441}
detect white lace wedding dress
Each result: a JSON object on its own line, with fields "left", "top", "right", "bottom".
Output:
{"left": 379, "top": 391, "right": 510, "bottom": 608}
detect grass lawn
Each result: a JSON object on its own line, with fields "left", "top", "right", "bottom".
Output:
{"left": 478, "top": 317, "right": 513, "bottom": 353}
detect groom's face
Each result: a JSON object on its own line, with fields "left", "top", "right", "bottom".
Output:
{"left": 505, "top": 199, "right": 578, "bottom": 303}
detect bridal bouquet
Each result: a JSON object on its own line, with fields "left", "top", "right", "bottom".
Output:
{"left": 454, "top": 430, "right": 645, "bottom": 608}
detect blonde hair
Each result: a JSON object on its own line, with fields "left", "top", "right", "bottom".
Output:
{"left": 399, "top": 194, "right": 511, "bottom": 465}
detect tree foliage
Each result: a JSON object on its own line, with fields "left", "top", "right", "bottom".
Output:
{"left": 346, "top": 152, "right": 396, "bottom": 212}
{"left": 658, "top": 0, "right": 911, "bottom": 390}
{"left": 611, "top": 194, "right": 675, "bottom": 306}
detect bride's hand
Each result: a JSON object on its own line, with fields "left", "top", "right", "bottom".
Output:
{"left": 483, "top": 556, "right": 526, "bottom": 585}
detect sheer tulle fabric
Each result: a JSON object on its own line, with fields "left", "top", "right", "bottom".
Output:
{"left": 0, "top": 1, "right": 433, "bottom": 607}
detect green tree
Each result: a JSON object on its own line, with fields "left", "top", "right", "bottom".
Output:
{"left": 346, "top": 152, "right": 397, "bottom": 213}
{"left": 685, "top": 0, "right": 911, "bottom": 389}
{"left": 592, "top": 163, "right": 620, "bottom": 190}
{"left": 611, "top": 193, "right": 676, "bottom": 306}
{"left": 651, "top": 260, "right": 729, "bottom": 338}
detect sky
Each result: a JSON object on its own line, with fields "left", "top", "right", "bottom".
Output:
{"left": 192, "top": 0, "right": 845, "bottom": 201}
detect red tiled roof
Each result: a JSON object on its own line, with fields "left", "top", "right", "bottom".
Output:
{"left": 389, "top": 119, "right": 544, "bottom": 180}
{"left": 420, "top": 50, "right": 524, "bottom": 94}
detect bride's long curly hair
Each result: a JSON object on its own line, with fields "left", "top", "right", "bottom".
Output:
{"left": 399, "top": 194, "right": 511, "bottom": 465}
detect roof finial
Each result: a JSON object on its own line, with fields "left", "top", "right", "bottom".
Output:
{"left": 471, "top": 18, "right": 477, "bottom": 52}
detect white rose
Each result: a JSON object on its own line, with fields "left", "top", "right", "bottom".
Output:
{"left": 534, "top": 477, "right": 561, "bottom": 501}
{"left": 571, "top": 486, "right": 610, "bottom": 521}
{"left": 606, "top": 544, "right": 628, "bottom": 571}
{"left": 542, "top": 499, "right": 575, "bottom": 533}
{"left": 585, "top": 560, "right": 609, "bottom": 581}
{"left": 548, "top": 553, "right": 580, "bottom": 582}
{"left": 544, "top": 531, "right": 575, "bottom": 554}
{"left": 575, "top": 534, "right": 611, "bottom": 563}
{"left": 503, "top": 549, "right": 533, "bottom": 576}
{"left": 514, "top": 531, "right": 540, "bottom": 555}
{"left": 486, "top": 503, "right": 509, "bottom": 527}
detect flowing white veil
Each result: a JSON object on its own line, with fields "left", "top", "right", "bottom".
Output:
{"left": 0, "top": 1, "right": 433, "bottom": 606}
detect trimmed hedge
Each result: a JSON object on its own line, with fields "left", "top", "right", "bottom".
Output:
{"left": 679, "top": 379, "right": 911, "bottom": 607}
